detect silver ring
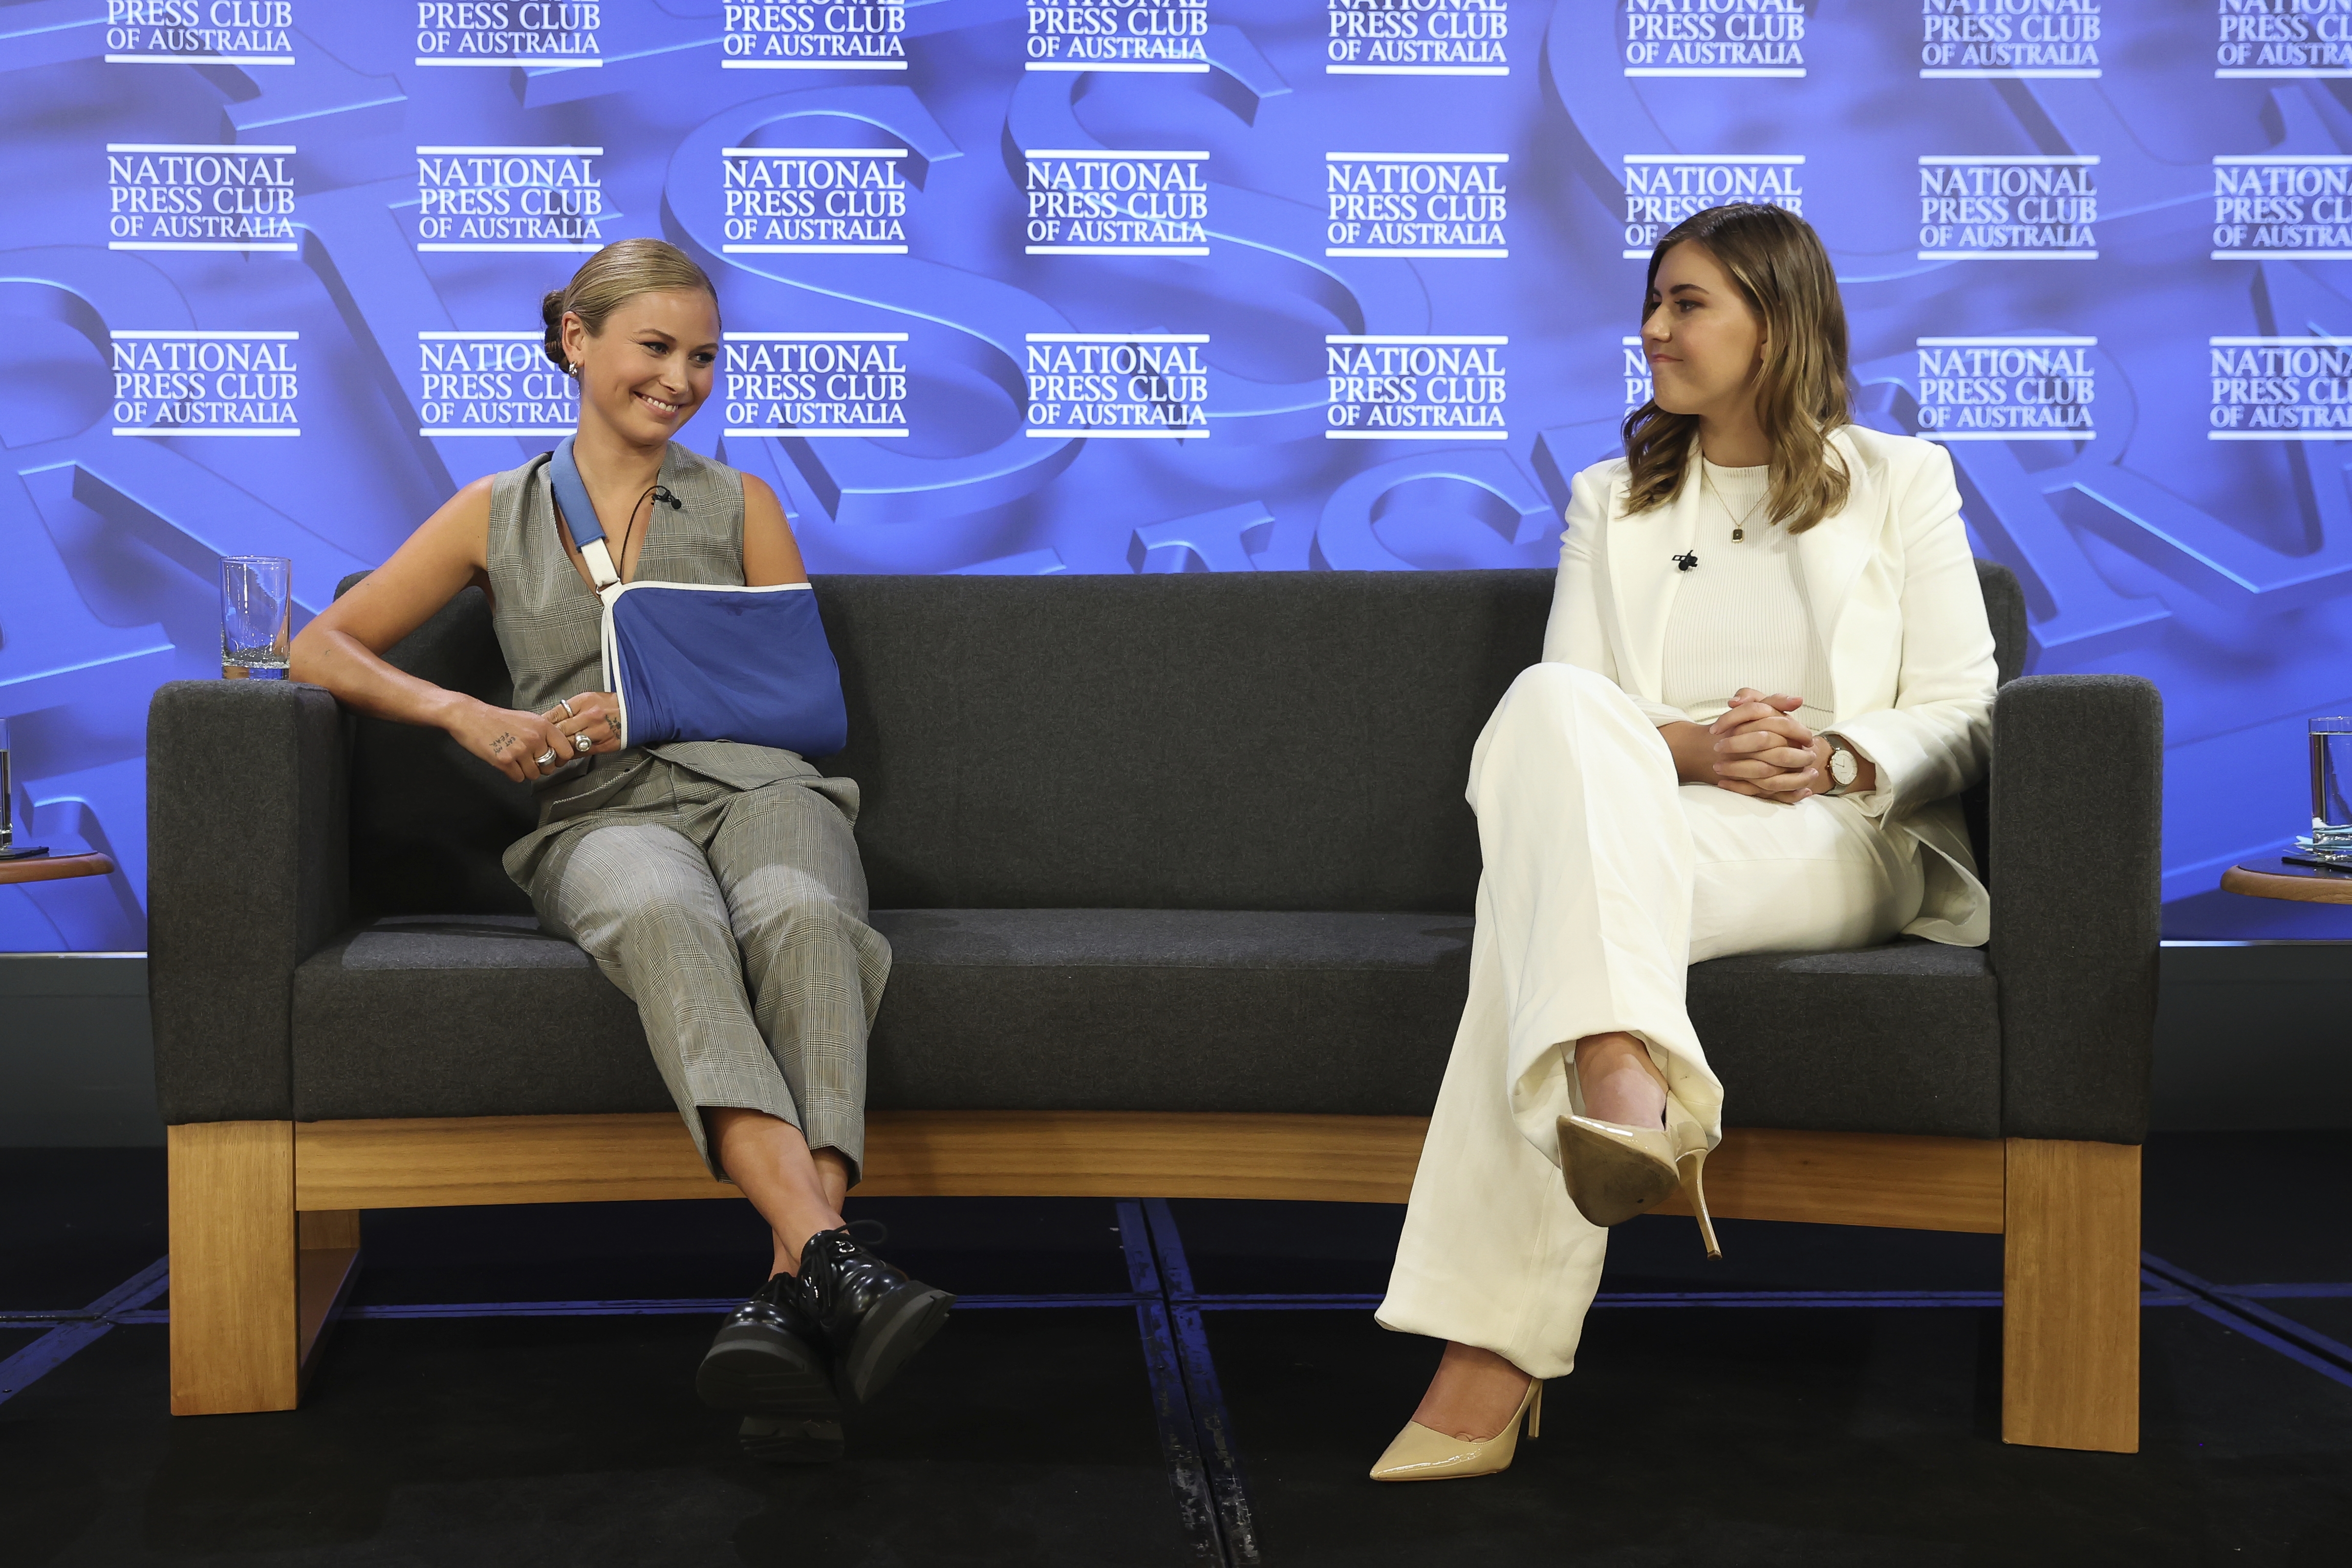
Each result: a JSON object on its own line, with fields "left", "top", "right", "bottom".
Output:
{"left": 557, "top": 697, "right": 576, "bottom": 718}
{"left": 534, "top": 748, "right": 560, "bottom": 768}
{"left": 572, "top": 732, "right": 594, "bottom": 755}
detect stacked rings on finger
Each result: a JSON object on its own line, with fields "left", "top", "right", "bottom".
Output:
{"left": 535, "top": 748, "right": 561, "bottom": 768}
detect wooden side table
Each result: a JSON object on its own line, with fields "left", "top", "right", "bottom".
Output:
{"left": 0, "top": 852, "right": 115, "bottom": 887}
{"left": 2220, "top": 856, "right": 2352, "bottom": 904}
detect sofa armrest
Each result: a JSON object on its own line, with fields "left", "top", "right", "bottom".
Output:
{"left": 1987, "top": 673, "right": 2163, "bottom": 1143}
{"left": 148, "top": 680, "right": 349, "bottom": 1123}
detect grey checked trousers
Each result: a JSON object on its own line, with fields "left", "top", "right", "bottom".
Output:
{"left": 504, "top": 754, "right": 890, "bottom": 1181}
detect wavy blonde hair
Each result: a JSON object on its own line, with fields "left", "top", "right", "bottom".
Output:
{"left": 1621, "top": 204, "right": 1851, "bottom": 533}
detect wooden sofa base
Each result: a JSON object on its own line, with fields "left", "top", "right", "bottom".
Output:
{"left": 168, "top": 1112, "right": 2139, "bottom": 1452}
{"left": 165, "top": 1122, "right": 362, "bottom": 1416}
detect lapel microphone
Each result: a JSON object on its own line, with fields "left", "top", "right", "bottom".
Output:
{"left": 1673, "top": 551, "right": 1699, "bottom": 572}
{"left": 651, "top": 486, "right": 682, "bottom": 511}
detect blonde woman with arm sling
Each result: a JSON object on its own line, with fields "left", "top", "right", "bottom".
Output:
{"left": 292, "top": 240, "right": 950, "bottom": 1466}
{"left": 1368, "top": 205, "right": 1998, "bottom": 1481}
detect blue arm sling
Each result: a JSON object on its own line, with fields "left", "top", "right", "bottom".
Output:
{"left": 547, "top": 437, "right": 848, "bottom": 757}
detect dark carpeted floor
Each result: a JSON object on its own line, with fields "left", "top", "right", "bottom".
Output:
{"left": 3, "top": 1134, "right": 2349, "bottom": 1566}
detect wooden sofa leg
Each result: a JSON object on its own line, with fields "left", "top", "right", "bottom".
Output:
{"left": 167, "top": 1121, "right": 300, "bottom": 1415}
{"left": 296, "top": 1210, "right": 364, "bottom": 1392}
{"left": 2002, "top": 1137, "right": 2141, "bottom": 1453}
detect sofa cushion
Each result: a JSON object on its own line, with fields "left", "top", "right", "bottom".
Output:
{"left": 290, "top": 912, "right": 2001, "bottom": 1138}
{"left": 342, "top": 587, "right": 539, "bottom": 920}
{"left": 291, "top": 916, "right": 656, "bottom": 1121}
{"left": 1687, "top": 942, "right": 2002, "bottom": 1139}
{"left": 337, "top": 564, "right": 2026, "bottom": 923}
{"left": 814, "top": 573, "right": 1549, "bottom": 915}
{"left": 288, "top": 909, "right": 1474, "bottom": 1122}
{"left": 861, "top": 909, "right": 1474, "bottom": 1116}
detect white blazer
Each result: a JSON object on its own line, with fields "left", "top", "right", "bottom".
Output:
{"left": 1544, "top": 424, "right": 1997, "bottom": 946}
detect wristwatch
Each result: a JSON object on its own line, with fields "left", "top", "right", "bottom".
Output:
{"left": 1823, "top": 734, "right": 1860, "bottom": 795}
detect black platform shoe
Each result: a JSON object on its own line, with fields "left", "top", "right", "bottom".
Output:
{"left": 795, "top": 1227, "right": 956, "bottom": 1405}
{"left": 696, "top": 1273, "right": 842, "bottom": 1432}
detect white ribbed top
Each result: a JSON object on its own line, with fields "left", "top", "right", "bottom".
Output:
{"left": 1655, "top": 459, "right": 1834, "bottom": 730}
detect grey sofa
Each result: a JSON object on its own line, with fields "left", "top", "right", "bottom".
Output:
{"left": 146, "top": 564, "right": 2161, "bottom": 1451}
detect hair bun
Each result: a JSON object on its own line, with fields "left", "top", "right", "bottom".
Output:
{"left": 536, "top": 242, "right": 717, "bottom": 377}
{"left": 540, "top": 287, "right": 568, "bottom": 369}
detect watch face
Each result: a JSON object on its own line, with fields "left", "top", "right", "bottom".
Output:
{"left": 1832, "top": 747, "right": 1858, "bottom": 785}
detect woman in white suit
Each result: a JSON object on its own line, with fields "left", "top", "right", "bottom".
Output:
{"left": 1368, "top": 203, "right": 1998, "bottom": 1481}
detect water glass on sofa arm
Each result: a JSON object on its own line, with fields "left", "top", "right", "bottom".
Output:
{"left": 221, "top": 556, "right": 292, "bottom": 679}
{"left": 2298, "top": 716, "right": 2352, "bottom": 867}
{"left": 0, "top": 740, "right": 47, "bottom": 861}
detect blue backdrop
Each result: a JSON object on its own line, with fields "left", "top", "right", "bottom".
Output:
{"left": 0, "top": 0, "right": 2338, "bottom": 948}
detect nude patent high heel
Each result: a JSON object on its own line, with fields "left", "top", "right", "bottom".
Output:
{"left": 1557, "top": 1080, "right": 1723, "bottom": 1259}
{"left": 1368, "top": 1376, "right": 1541, "bottom": 1482}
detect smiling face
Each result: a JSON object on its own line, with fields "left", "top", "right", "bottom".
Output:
{"left": 561, "top": 288, "right": 719, "bottom": 446}
{"left": 1640, "top": 241, "right": 1766, "bottom": 427}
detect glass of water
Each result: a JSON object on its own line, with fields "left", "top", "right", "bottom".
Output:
{"left": 0, "top": 716, "right": 39, "bottom": 859}
{"left": 220, "top": 556, "right": 292, "bottom": 679}
{"left": 2305, "top": 716, "right": 2352, "bottom": 859}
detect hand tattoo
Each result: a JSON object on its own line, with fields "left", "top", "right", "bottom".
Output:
{"left": 490, "top": 732, "right": 516, "bottom": 755}
{"left": 605, "top": 715, "right": 621, "bottom": 738}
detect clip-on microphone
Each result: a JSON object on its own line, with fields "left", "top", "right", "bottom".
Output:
{"left": 650, "top": 486, "right": 683, "bottom": 511}
{"left": 1673, "top": 551, "right": 1699, "bottom": 572}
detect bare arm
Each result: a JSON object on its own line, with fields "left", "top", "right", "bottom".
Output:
{"left": 289, "top": 477, "right": 568, "bottom": 782}
{"left": 739, "top": 473, "right": 809, "bottom": 587}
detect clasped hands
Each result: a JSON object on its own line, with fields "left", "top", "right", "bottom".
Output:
{"left": 1669, "top": 687, "right": 1836, "bottom": 806}
{"left": 454, "top": 690, "right": 628, "bottom": 783}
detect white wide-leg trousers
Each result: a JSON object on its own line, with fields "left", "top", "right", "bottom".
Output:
{"left": 1376, "top": 663, "right": 1927, "bottom": 1378}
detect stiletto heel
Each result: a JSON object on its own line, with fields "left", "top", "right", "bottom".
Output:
{"left": 1680, "top": 1148, "right": 1723, "bottom": 1260}
{"left": 1665, "top": 1096, "right": 1723, "bottom": 1261}
{"left": 1368, "top": 1376, "right": 1542, "bottom": 1482}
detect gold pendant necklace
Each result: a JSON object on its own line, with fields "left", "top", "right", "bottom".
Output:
{"left": 1702, "top": 463, "right": 1768, "bottom": 543}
